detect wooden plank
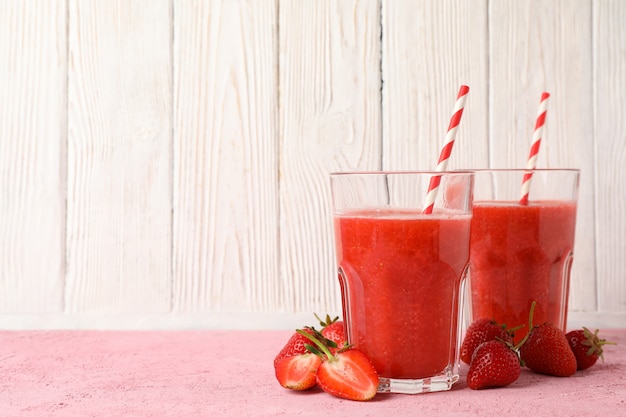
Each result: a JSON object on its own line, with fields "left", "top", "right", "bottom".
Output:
{"left": 0, "top": 1, "right": 67, "bottom": 312}
{"left": 381, "top": 0, "right": 489, "bottom": 171}
{"left": 593, "top": 0, "right": 626, "bottom": 313}
{"left": 65, "top": 0, "right": 172, "bottom": 313}
{"left": 279, "top": 0, "right": 382, "bottom": 312}
{"left": 0, "top": 0, "right": 622, "bottom": 327}
{"left": 172, "top": 0, "right": 280, "bottom": 312}
{"left": 489, "top": 0, "right": 596, "bottom": 313}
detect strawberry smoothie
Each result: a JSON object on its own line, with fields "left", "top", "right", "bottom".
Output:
{"left": 469, "top": 200, "right": 577, "bottom": 342}
{"left": 334, "top": 209, "right": 471, "bottom": 380}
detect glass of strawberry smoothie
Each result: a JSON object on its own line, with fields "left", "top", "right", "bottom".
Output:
{"left": 469, "top": 169, "right": 580, "bottom": 343}
{"left": 330, "top": 171, "right": 474, "bottom": 394}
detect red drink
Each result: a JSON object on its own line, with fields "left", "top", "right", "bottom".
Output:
{"left": 470, "top": 201, "right": 577, "bottom": 342}
{"left": 334, "top": 209, "right": 471, "bottom": 379}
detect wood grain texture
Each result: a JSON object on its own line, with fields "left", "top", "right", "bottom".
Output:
{"left": 65, "top": 0, "right": 172, "bottom": 313}
{"left": 0, "top": 1, "right": 67, "bottom": 312}
{"left": 279, "top": 0, "right": 382, "bottom": 312}
{"left": 381, "top": 0, "right": 489, "bottom": 171}
{"left": 0, "top": 0, "right": 624, "bottom": 328}
{"left": 488, "top": 0, "right": 596, "bottom": 312}
{"left": 172, "top": 0, "right": 279, "bottom": 313}
{"left": 593, "top": 0, "right": 626, "bottom": 312}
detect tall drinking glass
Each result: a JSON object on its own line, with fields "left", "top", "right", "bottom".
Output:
{"left": 469, "top": 169, "right": 580, "bottom": 342}
{"left": 330, "top": 171, "right": 474, "bottom": 394}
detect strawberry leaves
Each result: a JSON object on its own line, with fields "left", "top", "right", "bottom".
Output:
{"left": 566, "top": 327, "right": 616, "bottom": 370}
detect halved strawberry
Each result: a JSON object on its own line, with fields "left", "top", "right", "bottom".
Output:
{"left": 316, "top": 349, "right": 379, "bottom": 401}
{"left": 274, "top": 353, "right": 322, "bottom": 390}
{"left": 297, "top": 329, "right": 378, "bottom": 401}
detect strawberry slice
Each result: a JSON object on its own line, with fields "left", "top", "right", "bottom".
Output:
{"left": 296, "top": 329, "right": 378, "bottom": 401}
{"left": 316, "top": 349, "right": 379, "bottom": 401}
{"left": 274, "top": 353, "right": 322, "bottom": 391}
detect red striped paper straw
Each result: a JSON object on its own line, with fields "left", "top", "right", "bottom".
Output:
{"left": 519, "top": 92, "right": 550, "bottom": 205}
{"left": 422, "top": 85, "right": 470, "bottom": 214}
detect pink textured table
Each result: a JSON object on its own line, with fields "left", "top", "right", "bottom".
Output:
{"left": 1, "top": 329, "right": 625, "bottom": 416}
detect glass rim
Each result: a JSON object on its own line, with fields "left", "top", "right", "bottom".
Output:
{"left": 467, "top": 168, "right": 580, "bottom": 173}
{"left": 329, "top": 168, "right": 580, "bottom": 177}
{"left": 329, "top": 170, "right": 475, "bottom": 177}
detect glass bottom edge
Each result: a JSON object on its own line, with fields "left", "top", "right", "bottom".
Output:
{"left": 377, "top": 373, "right": 459, "bottom": 395}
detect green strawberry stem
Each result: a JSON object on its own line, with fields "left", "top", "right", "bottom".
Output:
{"left": 314, "top": 313, "right": 339, "bottom": 327}
{"left": 513, "top": 300, "right": 537, "bottom": 351}
{"left": 297, "top": 328, "right": 336, "bottom": 361}
{"left": 582, "top": 327, "right": 617, "bottom": 361}
{"left": 508, "top": 324, "right": 525, "bottom": 334}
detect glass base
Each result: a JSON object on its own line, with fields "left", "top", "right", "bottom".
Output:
{"left": 377, "top": 373, "right": 459, "bottom": 394}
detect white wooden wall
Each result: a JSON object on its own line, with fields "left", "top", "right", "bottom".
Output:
{"left": 0, "top": 0, "right": 624, "bottom": 330}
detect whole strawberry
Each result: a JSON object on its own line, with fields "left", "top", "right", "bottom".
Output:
{"left": 461, "top": 318, "right": 514, "bottom": 364}
{"left": 273, "top": 327, "right": 318, "bottom": 367}
{"left": 566, "top": 327, "right": 616, "bottom": 370}
{"left": 315, "top": 313, "right": 346, "bottom": 351}
{"left": 467, "top": 340, "right": 521, "bottom": 389}
{"left": 519, "top": 302, "right": 576, "bottom": 377}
